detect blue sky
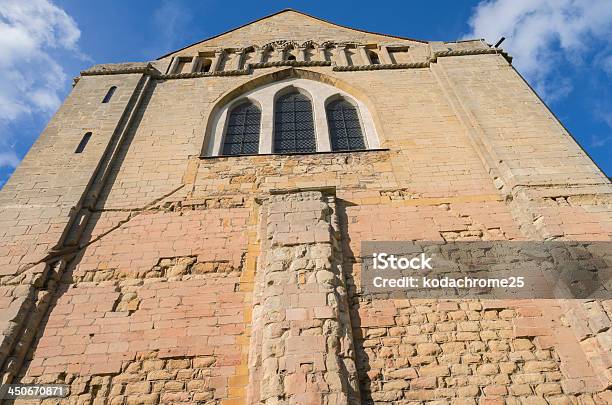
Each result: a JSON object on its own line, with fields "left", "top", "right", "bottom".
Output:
{"left": 1, "top": 0, "right": 611, "bottom": 187}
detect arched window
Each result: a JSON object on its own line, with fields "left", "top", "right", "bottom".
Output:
{"left": 274, "top": 91, "right": 316, "bottom": 153}
{"left": 205, "top": 76, "right": 381, "bottom": 157}
{"left": 75, "top": 132, "right": 92, "bottom": 153}
{"left": 287, "top": 54, "right": 296, "bottom": 61}
{"left": 369, "top": 51, "right": 380, "bottom": 65}
{"left": 326, "top": 98, "right": 366, "bottom": 151}
{"left": 222, "top": 101, "right": 261, "bottom": 155}
{"left": 102, "top": 86, "right": 116, "bottom": 103}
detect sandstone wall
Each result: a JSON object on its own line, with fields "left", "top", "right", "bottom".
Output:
{"left": 163, "top": 10, "right": 426, "bottom": 56}
{"left": 0, "top": 72, "right": 147, "bottom": 383}
{"left": 0, "top": 30, "right": 610, "bottom": 405}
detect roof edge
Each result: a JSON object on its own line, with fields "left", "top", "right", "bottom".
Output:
{"left": 157, "top": 8, "right": 429, "bottom": 60}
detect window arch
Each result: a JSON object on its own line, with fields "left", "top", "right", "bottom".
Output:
{"left": 326, "top": 98, "right": 366, "bottom": 151}
{"left": 205, "top": 76, "right": 380, "bottom": 156}
{"left": 222, "top": 101, "right": 261, "bottom": 155}
{"left": 274, "top": 91, "right": 316, "bottom": 153}
{"left": 102, "top": 86, "right": 116, "bottom": 103}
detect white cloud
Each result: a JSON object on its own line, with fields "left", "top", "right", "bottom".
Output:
{"left": 152, "top": 0, "right": 192, "bottom": 54}
{"left": 0, "top": 0, "right": 81, "bottom": 164}
{"left": 464, "top": 0, "right": 612, "bottom": 101}
{"left": 0, "top": 151, "right": 20, "bottom": 168}
{"left": 599, "top": 53, "right": 612, "bottom": 76}
{"left": 590, "top": 132, "right": 612, "bottom": 148}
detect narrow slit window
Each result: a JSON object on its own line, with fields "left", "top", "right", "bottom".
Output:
{"left": 327, "top": 99, "right": 366, "bottom": 151}
{"left": 75, "top": 132, "right": 92, "bottom": 153}
{"left": 274, "top": 91, "right": 316, "bottom": 154}
{"left": 222, "top": 102, "right": 261, "bottom": 156}
{"left": 102, "top": 86, "right": 116, "bottom": 103}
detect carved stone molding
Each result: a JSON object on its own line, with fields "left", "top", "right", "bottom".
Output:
{"left": 158, "top": 69, "right": 250, "bottom": 80}
{"left": 432, "top": 47, "right": 509, "bottom": 61}
{"left": 333, "top": 61, "right": 430, "bottom": 71}
{"left": 81, "top": 62, "right": 156, "bottom": 76}
{"left": 80, "top": 44, "right": 511, "bottom": 79}
{"left": 249, "top": 60, "right": 331, "bottom": 69}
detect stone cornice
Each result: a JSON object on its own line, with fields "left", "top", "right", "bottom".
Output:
{"left": 249, "top": 60, "right": 331, "bottom": 69}
{"left": 333, "top": 61, "right": 429, "bottom": 71}
{"left": 334, "top": 48, "right": 510, "bottom": 71}
{"left": 81, "top": 62, "right": 156, "bottom": 76}
{"left": 157, "top": 60, "right": 332, "bottom": 80}
{"left": 157, "top": 69, "right": 250, "bottom": 80}
{"left": 431, "top": 47, "right": 509, "bottom": 62}
{"left": 79, "top": 47, "right": 511, "bottom": 79}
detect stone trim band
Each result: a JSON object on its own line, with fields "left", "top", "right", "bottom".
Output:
{"left": 80, "top": 48, "right": 512, "bottom": 79}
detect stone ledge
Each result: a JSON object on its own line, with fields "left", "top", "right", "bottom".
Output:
{"left": 335, "top": 48, "right": 510, "bottom": 71}
{"left": 250, "top": 60, "right": 331, "bottom": 69}
{"left": 81, "top": 62, "right": 156, "bottom": 76}
{"left": 333, "top": 61, "right": 429, "bottom": 71}
{"left": 79, "top": 48, "right": 510, "bottom": 79}
{"left": 199, "top": 148, "right": 390, "bottom": 159}
{"left": 268, "top": 186, "right": 337, "bottom": 196}
{"left": 158, "top": 69, "right": 250, "bottom": 79}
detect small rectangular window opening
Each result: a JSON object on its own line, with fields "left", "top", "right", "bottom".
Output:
{"left": 200, "top": 59, "right": 212, "bottom": 72}
{"left": 174, "top": 57, "right": 193, "bottom": 74}
{"left": 75, "top": 132, "right": 92, "bottom": 153}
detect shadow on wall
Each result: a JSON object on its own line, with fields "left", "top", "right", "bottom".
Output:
{"left": 336, "top": 198, "right": 375, "bottom": 403}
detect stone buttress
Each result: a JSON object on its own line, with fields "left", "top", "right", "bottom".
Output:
{"left": 247, "top": 189, "right": 360, "bottom": 404}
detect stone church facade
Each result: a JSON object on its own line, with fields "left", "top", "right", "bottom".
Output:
{"left": 0, "top": 9, "right": 610, "bottom": 405}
